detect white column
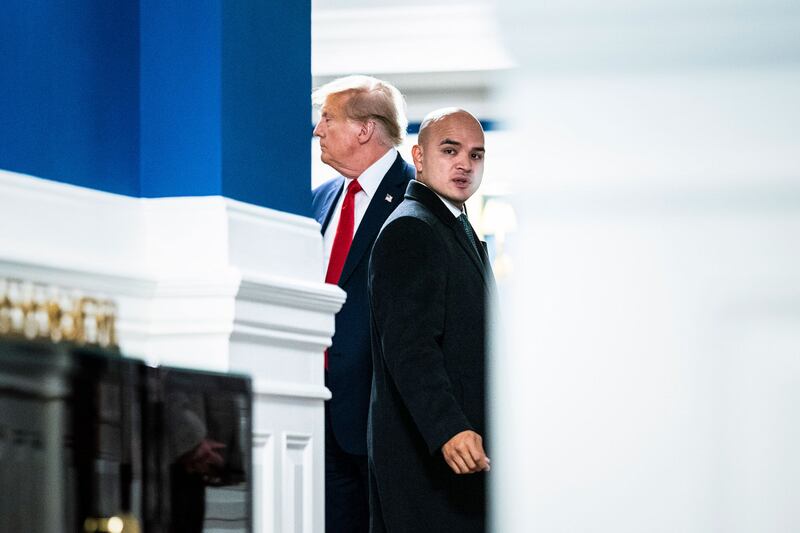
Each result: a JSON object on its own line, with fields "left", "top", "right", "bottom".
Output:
{"left": 493, "top": 1, "right": 800, "bottom": 531}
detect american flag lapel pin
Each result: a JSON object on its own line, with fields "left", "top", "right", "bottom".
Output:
{"left": 385, "top": 194, "right": 393, "bottom": 203}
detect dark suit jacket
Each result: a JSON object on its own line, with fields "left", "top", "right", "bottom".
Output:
{"left": 367, "top": 180, "right": 494, "bottom": 533}
{"left": 312, "top": 153, "right": 415, "bottom": 455}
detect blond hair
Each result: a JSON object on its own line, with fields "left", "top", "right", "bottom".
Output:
{"left": 312, "top": 75, "right": 408, "bottom": 147}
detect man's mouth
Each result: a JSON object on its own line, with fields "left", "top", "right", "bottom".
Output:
{"left": 453, "top": 177, "right": 470, "bottom": 188}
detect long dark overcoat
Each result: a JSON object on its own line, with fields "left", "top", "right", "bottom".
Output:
{"left": 367, "top": 180, "right": 494, "bottom": 533}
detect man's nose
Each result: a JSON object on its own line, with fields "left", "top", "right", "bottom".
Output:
{"left": 456, "top": 153, "right": 472, "bottom": 171}
{"left": 313, "top": 121, "right": 323, "bottom": 137}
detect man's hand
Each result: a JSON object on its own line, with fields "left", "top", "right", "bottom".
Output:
{"left": 441, "top": 430, "right": 490, "bottom": 474}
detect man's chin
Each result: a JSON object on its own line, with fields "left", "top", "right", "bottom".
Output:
{"left": 447, "top": 190, "right": 472, "bottom": 205}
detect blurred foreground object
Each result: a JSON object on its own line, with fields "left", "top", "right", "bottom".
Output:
{"left": 0, "top": 334, "right": 252, "bottom": 532}
{"left": 492, "top": 0, "right": 800, "bottom": 531}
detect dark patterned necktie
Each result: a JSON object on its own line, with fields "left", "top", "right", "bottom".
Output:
{"left": 457, "top": 213, "right": 482, "bottom": 261}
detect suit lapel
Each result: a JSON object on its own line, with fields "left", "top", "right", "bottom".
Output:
{"left": 405, "top": 181, "right": 491, "bottom": 287}
{"left": 337, "top": 155, "right": 412, "bottom": 287}
{"left": 318, "top": 177, "right": 345, "bottom": 234}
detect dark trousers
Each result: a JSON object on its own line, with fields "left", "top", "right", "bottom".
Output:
{"left": 326, "top": 409, "right": 369, "bottom": 533}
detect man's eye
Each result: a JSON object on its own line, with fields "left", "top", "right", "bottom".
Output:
{"left": 472, "top": 153, "right": 484, "bottom": 160}
{"left": 443, "top": 148, "right": 455, "bottom": 155}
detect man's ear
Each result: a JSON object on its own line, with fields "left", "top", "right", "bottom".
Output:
{"left": 411, "top": 145, "right": 423, "bottom": 173}
{"left": 357, "top": 120, "right": 376, "bottom": 145}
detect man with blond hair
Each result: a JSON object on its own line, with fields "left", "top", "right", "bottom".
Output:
{"left": 311, "top": 75, "right": 415, "bottom": 533}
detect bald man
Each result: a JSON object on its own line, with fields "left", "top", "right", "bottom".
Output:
{"left": 367, "top": 109, "right": 494, "bottom": 532}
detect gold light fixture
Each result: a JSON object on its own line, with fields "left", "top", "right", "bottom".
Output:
{"left": 0, "top": 278, "right": 118, "bottom": 349}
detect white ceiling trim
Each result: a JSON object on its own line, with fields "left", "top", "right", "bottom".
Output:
{"left": 312, "top": 4, "right": 514, "bottom": 79}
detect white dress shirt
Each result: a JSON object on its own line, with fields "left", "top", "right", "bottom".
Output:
{"left": 323, "top": 148, "right": 398, "bottom": 272}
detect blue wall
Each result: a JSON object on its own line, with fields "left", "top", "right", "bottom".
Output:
{"left": 1, "top": 1, "right": 141, "bottom": 195}
{"left": 139, "top": 1, "right": 223, "bottom": 198}
{"left": 221, "top": 0, "right": 311, "bottom": 216}
{"left": 1, "top": 1, "right": 311, "bottom": 217}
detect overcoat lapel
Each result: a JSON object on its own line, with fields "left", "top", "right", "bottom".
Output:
{"left": 405, "top": 181, "right": 492, "bottom": 287}
{"left": 477, "top": 239, "right": 497, "bottom": 294}
{"left": 337, "top": 154, "right": 411, "bottom": 287}
{"left": 451, "top": 218, "right": 488, "bottom": 280}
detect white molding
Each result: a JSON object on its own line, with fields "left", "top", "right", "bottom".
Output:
{"left": 282, "top": 433, "right": 314, "bottom": 533}
{"left": 225, "top": 197, "right": 320, "bottom": 232}
{"left": 286, "top": 434, "right": 313, "bottom": 449}
{"left": 254, "top": 431, "right": 274, "bottom": 444}
{"left": 238, "top": 272, "right": 344, "bottom": 314}
{"left": 231, "top": 323, "right": 332, "bottom": 353}
{"left": 252, "top": 432, "right": 276, "bottom": 533}
{"left": 0, "top": 168, "right": 132, "bottom": 203}
{"left": 254, "top": 380, "right": 332, "bottom": 401}
{"left": 0, "top": 256, "right": 153, "bottom": 295}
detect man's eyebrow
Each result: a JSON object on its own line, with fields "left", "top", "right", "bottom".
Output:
{"left": 438, "top": 138, "right": 485, "bottom": 152}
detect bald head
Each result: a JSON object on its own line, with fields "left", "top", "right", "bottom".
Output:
{"left": 417, "top": 107, "right": 483, "bottom": 147}
{"left": 412, "top": 108, "right": 485, "bottom": 209}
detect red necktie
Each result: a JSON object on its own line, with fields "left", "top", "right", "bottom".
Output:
{"left": 325, "top": 179, "right": 362, "bottom": 285}
{"left": 324, "top": 179, "right": 362, "bottom": 369}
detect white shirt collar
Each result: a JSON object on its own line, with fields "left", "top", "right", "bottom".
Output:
{"left": 343, "top": 147, "right": 397, "bottom": 199}
{"left": 417, "top": 181, "right": 464, "bottom": 218}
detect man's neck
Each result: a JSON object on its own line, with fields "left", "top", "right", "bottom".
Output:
{"left": 416, "top": 180, "right": 464, "bottom": 217}
{"left": 341, "top": 145, "right": 393, "bottom": 179}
